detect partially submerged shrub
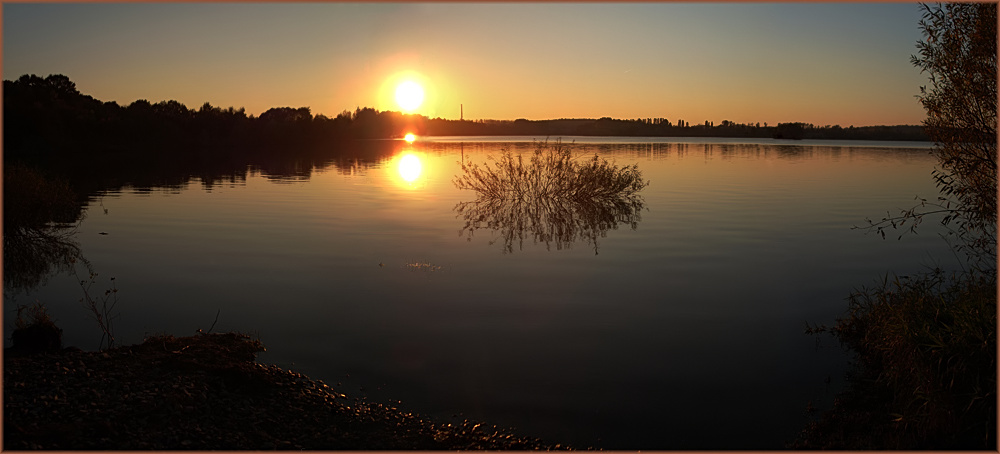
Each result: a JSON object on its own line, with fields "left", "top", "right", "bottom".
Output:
{"left": 453, "top": 140, "right": 648, "bottom": 254}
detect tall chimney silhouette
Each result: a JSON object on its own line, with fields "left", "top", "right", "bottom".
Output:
{"left": 461, "top": 104, "right": 463, "bottom": 121}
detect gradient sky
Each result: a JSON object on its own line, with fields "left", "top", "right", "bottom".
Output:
{"left": 4, "top": 3, "right": 930, "bottom": 126}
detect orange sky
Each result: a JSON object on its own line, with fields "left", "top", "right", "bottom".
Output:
{"left": 4, "top": 3, "right": 929, "bottom": 127}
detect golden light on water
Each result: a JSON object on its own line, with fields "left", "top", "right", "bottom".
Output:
{"left": 397, "top": 153, "right": 423, "bottom": 183}
{"left": 387, "top": 150, "right": 430, "bottom": 190}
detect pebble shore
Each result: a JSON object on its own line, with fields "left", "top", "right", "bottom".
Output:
{"left": 4, "top": 332, "right": 571, "bottom": 450}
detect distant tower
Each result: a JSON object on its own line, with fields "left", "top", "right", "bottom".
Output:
{"left": 461, "top": 104, "right": 463, "bottom": 121}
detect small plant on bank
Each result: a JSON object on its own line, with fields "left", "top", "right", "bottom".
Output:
{"left": 14, "top": 301, "right": 53, "bottom": 330}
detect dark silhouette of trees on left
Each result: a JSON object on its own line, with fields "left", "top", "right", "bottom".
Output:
{"left": 3, "top": 74, "right": 431, "bottom": 164}
{"left": 3, "top": 163, "right": 85, "bottom": 294}
{"left": 3, "top": 75, "right": 414, "bottom": 222}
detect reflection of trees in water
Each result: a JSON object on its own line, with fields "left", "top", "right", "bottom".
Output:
{"left": 454, "top": 142, "right": 648, "bottom": 254}
{"left": 3, "top": 225, "right": 83, "bottom": 294}
{"left": 3, "top": 164, "right": 85, "bottom": 294}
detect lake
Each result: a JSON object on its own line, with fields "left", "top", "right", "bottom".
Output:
{"left": 4, "top": 136, "right": 957, "bottom": 449}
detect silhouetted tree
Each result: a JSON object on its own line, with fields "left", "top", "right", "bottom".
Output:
{"left": 43, "top": 74, "right": 79, "bottom": 98}
{"left": 774, "top": 122, "right": 807, "bottom": 140}
{"left": 260, "top": 106, "right": 312, "bottom": 123}
{"left": 863, "top": 3, "right": 997, "bottom": 267}
{"left": 911, "top": 2, "right": 997, "bottom": 263}
{"left": 799, "top": 6, "right": 997, "bottom": 449}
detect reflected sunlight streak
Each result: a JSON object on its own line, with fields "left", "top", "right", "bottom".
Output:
{"left": 397, "top": 153, "right": 423, "bottom": 184}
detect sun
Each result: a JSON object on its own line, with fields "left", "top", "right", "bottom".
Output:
{"left": 395, "top": 80, "right": 424, "bottom": 112}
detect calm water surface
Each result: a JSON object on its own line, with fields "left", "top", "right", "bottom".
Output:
{"left": 7, "top": 137, "right": 954, "bottom": 449}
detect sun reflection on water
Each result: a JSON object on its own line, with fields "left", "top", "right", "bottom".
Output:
{"left": 398, "top": 154, "right": 422, "bottom": 182}
{"left": 389, "top": 151, "right": 426, "bottom": 189}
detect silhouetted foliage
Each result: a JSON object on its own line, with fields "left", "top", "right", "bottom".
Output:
{"left": 3, "top": 226, "right": 82, "bottom": 295}
{"left": 4, "top": 163, "right": 81, "bottom": 228}
{"left": 3, "top": 164, "right": 85, "bottom": 293}
{"left": 860, "top": 2, "right": 997, "bottom": 268}
{"left": 800, "top": 5, "right": 998, "bottom": 449}
{"left": 10, "top": 302, "right": 63, "bottom": 354}
{"left": 913, "top": 2, "right": 997, "bottom": 264}
{"left": 454, "top": 141, "right": 648, "bottom": 254}
{"left": 774, "top": 122, "right": 806, "bottom": 140}
{"left": 795, "top": 270, "right": 996, "bottom": 449}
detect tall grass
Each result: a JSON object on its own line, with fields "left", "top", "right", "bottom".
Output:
{"left": 800, "top": 268, "right": 996, "bottom": 448}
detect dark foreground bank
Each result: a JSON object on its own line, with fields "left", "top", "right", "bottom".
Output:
{"left": 789, "top": 269, "right": 996, "bottom": 450}
{"left": 4, "top": 332, "right": 573, "bottom": 450}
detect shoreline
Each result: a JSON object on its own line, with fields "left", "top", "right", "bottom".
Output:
{"left": 3, "top": 332, "right": 572, "bottom": 450}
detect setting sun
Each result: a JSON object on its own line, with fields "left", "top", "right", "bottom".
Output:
{"left": 404, "top": 133, "right": 416, "bottom": 143}
{"left": 395, "top": 80, "right": 424, "bottom": 112}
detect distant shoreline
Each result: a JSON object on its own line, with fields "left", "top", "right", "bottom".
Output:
{"left": 409, "top": 134, "right": 934, "bottom": 147}
{"left": 5, "top": 75, "right": 930, "bottom": 159}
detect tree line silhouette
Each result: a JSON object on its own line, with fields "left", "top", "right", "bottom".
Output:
{"left": 3, "top": 74, "right": 418, "bottom": 159}
{"left": 425, "top": 117, "right": 927, "bottom": 141}
{"left": 5, "top": 74, "right": 926, "bottom": 165}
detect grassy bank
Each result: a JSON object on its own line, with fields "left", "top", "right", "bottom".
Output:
{"left": 793, "top": 269, "right": 996, "bottom": 449}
